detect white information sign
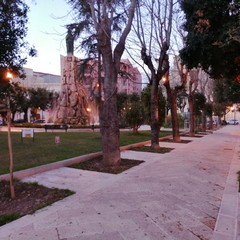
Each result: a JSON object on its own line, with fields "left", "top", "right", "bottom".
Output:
{"left": 22, "top": 129, "right": 34, "bottom": 140}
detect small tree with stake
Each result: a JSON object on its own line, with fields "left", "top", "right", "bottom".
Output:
{"left": 0, "top": 69, "right": 15, "bottom": 199}
{"left": 0, "top": 0, "right": 36, "bottom": 198}
{"left": 125, "top": 94, "right": 145, "bottom": 134}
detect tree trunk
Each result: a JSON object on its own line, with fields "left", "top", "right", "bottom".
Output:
{"left": 100, "top": 55, "right": 120, "bottom": 166}
{"left": 140, "top": 44, "right": 169, "bottom": 150}
{"left": 23, "top": 109, "right": 28, "bottom": 122}
{"left": 133, "top": 126, "right": 138, "bottom": 134}
{"left": 11, "top": 111, "right": 16, "bottom": 122}
{"left": 150, "top": 75, "right": 160, "bottom": 150}
{"left": 89, "top": 0, "right": 136, "bottom": 166}
{"left": 201, "top": 111, "right": 206, "bottom": 132}
{"left": 218, "top": 115, "right": 221, "bottom": 126}
{"left": 164, "top": 78, "right": 180, "bottom": 142}
{"left": 188, "top": 95, "right": 195, "bottom": 136}
{"left": 170, "top": 91, "right": 180, "bottom": 142}
{"left": 209, "top": 115, "right": 213, "bottom": 130}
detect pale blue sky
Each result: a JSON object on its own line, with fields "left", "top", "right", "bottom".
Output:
{"left": 24, "top": 0, "right": 73, "bottom": 75}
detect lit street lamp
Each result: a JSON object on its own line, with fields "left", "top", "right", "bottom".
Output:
{"left": 6, "top": 71, "right": 13, "bottom": 80}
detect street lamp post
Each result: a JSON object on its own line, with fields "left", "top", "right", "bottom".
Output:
{"left": 5, "top": 71, "right": 15, "bottom": 199}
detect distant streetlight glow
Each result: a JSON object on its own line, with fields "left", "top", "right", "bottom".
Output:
{"left": 6, "top": 71, "right": 13, "bottom": 80}
{"left": 161, "top": 76, "right": 166, "bottom": 82}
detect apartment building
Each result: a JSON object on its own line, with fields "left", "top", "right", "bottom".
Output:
{"left": 12, "top": 57, "right": 142, "bottom": 123}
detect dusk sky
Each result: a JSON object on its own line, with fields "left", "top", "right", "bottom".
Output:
{"left": 24, "top": 0, "right": 73, "bottom": 75}
{"left": 23, "top": 1, "right": 143, "bottom": 79}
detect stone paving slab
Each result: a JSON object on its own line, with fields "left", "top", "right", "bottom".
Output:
{"left": 212, "top": 127, "right": 240, "bottom": 240}
{"left": 0, "top": 126, "right": 239, "bottom": 240}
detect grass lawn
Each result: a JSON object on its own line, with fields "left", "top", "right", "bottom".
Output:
{"left": 0, "top": 130, "right": 171, "bottom": 175}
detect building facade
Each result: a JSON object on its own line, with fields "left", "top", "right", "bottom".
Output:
{"left": 13, "top": 68, "right": 61, "bottom": 92}
{"left": 12, "top": 56, "right": 142, "bottom": 123}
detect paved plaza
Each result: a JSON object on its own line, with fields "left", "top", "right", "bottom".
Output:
{"left": 0, "top": 126, "right": 240, "bottom": 240}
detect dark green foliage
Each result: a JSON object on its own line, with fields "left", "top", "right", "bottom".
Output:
{"left": 117, "top": 93, "right": 145, "bottom": 130}
{"left": 177, "top": 89, "right": 188, "bottom": 112}
{"left": 214, "top": 78, "right": 240, "bottom": 104}
{"left": 205, "top": 102, "right": 213, "bottom": 117}
{"left": 213, "top": 102, "right": 228, "bottom": 118}
{"left": 117, "top": 92, "right": 128, "bottom": 109}
{"left": 0, "top": 85, "right": 54, "bottom": 122}
{"left": 125, "top": 100, "right": 145, "bottom": 132}
{"left": 29, "top": 88, "right": 53, "bottom": 111}
{"left": 66, "top": 0, "right": 130, "bottom": 57}
{"left": 0, "top": 68, "right": 11, "bottom": 91}
{"left": 193, "top": 92, "right": 206, "bottom": 116}
{"left": 163, "top": 113, "right": 185, "bottom": 129}
{"left": 180, "top": 0, "right": 240, "bottom": 80}
{"left": 141, "top": 85, "right": 166, "bottom": 126}
{"left": 228, "top": 82, "right": 240, "bottom": 103}
{"left": 117, "top": 92, "right": 128, "bottom": 126}
{"left": 0, "top": 0, "right": 36, "bottom": 75}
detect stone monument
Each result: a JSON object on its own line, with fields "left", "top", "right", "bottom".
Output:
{"left": 49, "top": 31, "right": 90, "bottom": 125}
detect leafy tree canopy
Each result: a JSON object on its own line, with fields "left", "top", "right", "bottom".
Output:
{"left": 205, "top": 102, "right": 213, "bottom": 117}
{"left": 29, "top": 88, "right": 53, "bottom": 111}
{"left": 193, "top": 92, "right": 206, "bottom": 116}
{"left": 180, "top": 0, "right": 240, "bottom": 81}
{"left": 213, "top": 77, "right": 240, "bottom": 104}
{"left": 141, "top": 85, "right": 166, "bottom": 126}
{"left": 125, "top": 101, "right": 145, "bottom": 133}
{"left": 0, "top": 0, "right": 36, "bottom": 78}
{"left": 66, "top": 0, "right": 130, "bottom": 57}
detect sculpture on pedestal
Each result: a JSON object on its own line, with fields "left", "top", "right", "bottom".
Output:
{"left": 66, "top": 29, "right": 74, "bottom": 56}
{"left": 48, "top": 30, "right": 90, "bottom": 125}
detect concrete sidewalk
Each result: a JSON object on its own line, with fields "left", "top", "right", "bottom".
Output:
{"left": 0, "top": 126, "right": 240, "bottom": 240}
